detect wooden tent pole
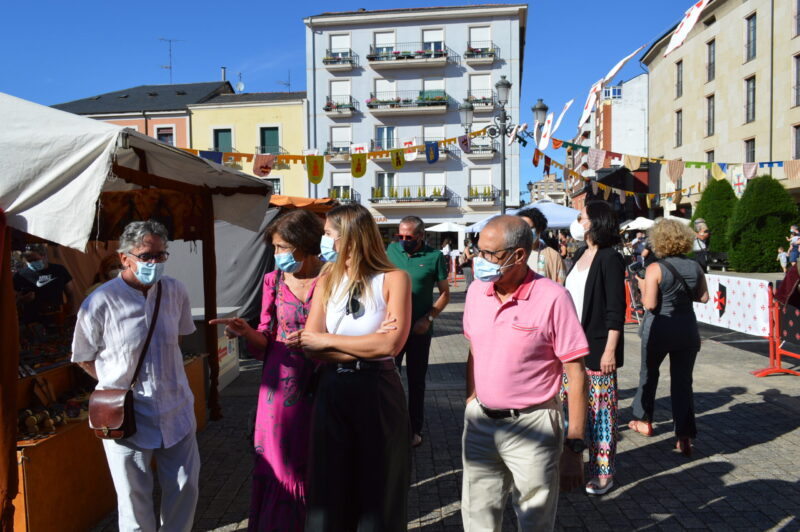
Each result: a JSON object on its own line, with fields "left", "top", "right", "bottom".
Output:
{"left": 201, "top": 193, "right": 222, "bottom": 420}
{"left": 0, "top": 210, "right": 20, "bottom": 530}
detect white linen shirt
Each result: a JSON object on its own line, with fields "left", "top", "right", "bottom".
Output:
{"left": 72, "top": 275, "right": 197, "bottom": 449}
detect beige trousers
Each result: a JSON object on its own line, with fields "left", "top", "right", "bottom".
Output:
{"left": 461, "top": 398, "right": 563, "bottom": 532}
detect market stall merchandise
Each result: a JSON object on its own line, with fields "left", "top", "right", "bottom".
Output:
{"left": 0, "top": 92, "right": 272, "bottom": 531}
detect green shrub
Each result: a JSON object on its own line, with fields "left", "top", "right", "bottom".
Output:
{"left": 727, "top": 175, "right": 797, "bottom": 272}
{"left": 691, "top": 178, "right": 737, "bottom": 252}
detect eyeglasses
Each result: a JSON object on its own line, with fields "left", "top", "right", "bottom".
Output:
{"left": 346, "top": 284, "right": 362, "bottom": 316}
{"left": 476, "top": 247, "right": 514, "bottom": 261}
{"left": 127, "top": 251, "right": 170, "bottom": 263}
{"left": 394, "top": 234, "right": 418, "bottom": 241}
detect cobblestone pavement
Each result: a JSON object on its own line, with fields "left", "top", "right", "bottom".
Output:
{"left": 94, "top": 282, "right": 800, "bottom": 531}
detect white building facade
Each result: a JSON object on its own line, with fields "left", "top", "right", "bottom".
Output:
{"left": 304, "top": 5, "right": 527, "bottom": 236}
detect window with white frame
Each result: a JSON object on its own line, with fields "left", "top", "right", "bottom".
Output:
{"left": 469, "top": 26, "right": 491, "bottom": 47}
{"left": 156, "top": 126, "right": 174, "bottom": 146}
{"left": 424, "top": 171, "right": 445, "bottom": 195}
{"left": 330, "top": 126, "right": 351, "bottom": 154}
{"left": 374, "top": 31, "right": 395, "bottom": 55}
{"left": 470, "top": 168, "right": 492, "bottom": 197}
{"left": 422, "top": 29, "right": 444, "bottom": 52}
{"left": 329, "top": 79, "right": 351, "bottom": 107}
{"left": 329, "top": 34, "right": 351, "bottom": 58}
{"left": 374, "top": 78, "right": 396, "bottom": 100}
{"left": 423, "top": 125, "right": 444, "bottom": 144}
{"left": 376, "top": 172, "right": 395, "bottom": 195}
{"left": 469, "top": 74, "right": 492, "bottom": 101}
{"left": 331, "top": 172, "right": 352, "bottom": 199}
{"left": 213, "top": 128, "right": 232, "bottom": 152}
{"left": 375, "top": 126, "right": 396, "bottom": 150}
{"left": 266, "top": 177, "right": 281, "bottom": 195}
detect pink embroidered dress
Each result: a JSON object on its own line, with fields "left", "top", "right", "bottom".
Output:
{"left": 249, "top": 270, "right": 318, "bottom": 531}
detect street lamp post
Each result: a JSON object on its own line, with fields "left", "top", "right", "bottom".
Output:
{"left": 495, "top": 76, "right": 511, "bottom": 214}
{"left": 527, "top": 180, "right": 534, "bottom": 204}
{"left": 531, "top": 99, "right": 549, "bottom": 144}
{"left": 458, "top": 100, "right": 474, "bottom": 137}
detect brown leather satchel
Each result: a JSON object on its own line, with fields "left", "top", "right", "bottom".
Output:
{"left": 89, "top": 282, "right": 162, "bottom": 439}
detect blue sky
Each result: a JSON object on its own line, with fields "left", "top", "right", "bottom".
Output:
{"left": 2, "top": 0, "right": 692, "bottom": 198}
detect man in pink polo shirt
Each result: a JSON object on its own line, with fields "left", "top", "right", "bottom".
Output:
{"left": 462, "top": 215, "right": 589, "bottom": 531}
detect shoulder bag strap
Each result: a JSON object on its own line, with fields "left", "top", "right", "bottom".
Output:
{"left": 130, "top": 281, "right": 163, "bottom": 389}
{"left": 659, "top": 259, "right": 696, "bottom": 301}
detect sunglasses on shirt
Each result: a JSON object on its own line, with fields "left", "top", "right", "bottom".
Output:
{"left": 346, "top": 284, "right": 362, "bottom": 316}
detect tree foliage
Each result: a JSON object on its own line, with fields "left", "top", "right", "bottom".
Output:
{"left": 727, "top": 175, "right": 797, "bottom": 272}
{"left": 692, "top": 178, "right": 737, "bottom": 252}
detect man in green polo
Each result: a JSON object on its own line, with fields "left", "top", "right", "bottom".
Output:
{"left": 387, "top": 215, "right": 450, "bottom": 447}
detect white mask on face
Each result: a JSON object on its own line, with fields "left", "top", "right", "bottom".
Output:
{"left": 570, "top": 219, "right": 586, "bottom": 242}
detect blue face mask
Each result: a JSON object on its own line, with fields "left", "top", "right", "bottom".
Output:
{"left": 132, "top": 260, "right": 165, "bottom": 286}
{"left": 275, "top": 251, "right": 303, "bottom": 273}
{"left": 473, "top": 254, "right": 514, "bottom": 283}
{"left": 28, "top": 260, "right": 46, "bottom": 271}
{"left": 320, "top": 235, "right": 338, "bottom": 263}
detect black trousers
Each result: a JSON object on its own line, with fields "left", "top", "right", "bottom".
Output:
{"left": 395, "top": 332, "right": 433, "bottom": 435}
{"left": 305, "top": 366, "right": 411, "bottom": 532}
{"left": 631, "top": 344, "right": 699, "bottom": 439}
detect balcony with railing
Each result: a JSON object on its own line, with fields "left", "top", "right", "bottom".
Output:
{"left": 366, "top": 90, "right": 449, "bottom": 116}
{"left": 466, "top": 185, "right": 499, "bottom": 205}
{"left": 254, "top": 145, "right": 290, "bottom": 168}
{"left": 465, "top": 139, "right": 497, "bottom": 160}
{"left": 366, "top": 42, "right": 454, "bottom": 68}
{"left": 465, "top": 89, "right": 496, "bottom": 113}
{"left": 324, "top": 141, "right": 352, "bottom": 163}
{"left": 323, "top": 95, "right": 359, "bottom": 117}
{"left": 328, "top": 187, "right": 360, "bottom": 205}
{"left": 369, "top": 185, "right": 451, "bottom": 207}
{"left": 322, "top": 48, "right": 359, "bottom": 71}
{"left": 464, "top": 41, "right": 498, "bottom": 65}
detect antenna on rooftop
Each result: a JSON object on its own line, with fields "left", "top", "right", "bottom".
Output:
{"left": 236, "top": 72, "right": 245, "bottom": 93}
{"left": 158, "top": 37, "right": 184, "bottom": 83}
{"left": 276, "top": 70, "right": 291, "bottom": 91}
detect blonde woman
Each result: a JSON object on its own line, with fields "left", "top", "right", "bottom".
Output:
{"left": 630, "top": 219, "right": 709, "bottom": 457}
{"left": 290, "top": 203, "right": 412, "bottom": 531}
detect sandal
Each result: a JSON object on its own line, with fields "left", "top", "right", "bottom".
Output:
{"left": 628, "top": 420, "right": 654, "bottom": 437}
{"left": 585, "top": 478, "right": 614, "bottom": 496}
{"left": 676, "top": 438, "right": 692, "bottom": 458}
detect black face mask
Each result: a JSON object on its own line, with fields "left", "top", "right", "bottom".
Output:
{"left": 401, "top": 239, "right": 421, "bottom": 254}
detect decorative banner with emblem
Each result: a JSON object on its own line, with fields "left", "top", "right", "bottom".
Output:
{"left": 390, "top": 149, "right": 405, "bottom": 170}
{"left": 306, "top": 155, "right": 324, "bottom": 184}
{"left": 425, "top": 141, "right": 439, "bottom": 163}
{"left": 693, "top": 274, "right": 770, "bottom": 336}
{"left": 351, "top": 153, "right": 366, "bottom": 178}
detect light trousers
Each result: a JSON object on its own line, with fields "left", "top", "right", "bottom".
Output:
{"left": 461, "top": 398, "right": 563, "bottom": 532}
{"left": 102, "top": 431, "right": 200, "bottom": 532}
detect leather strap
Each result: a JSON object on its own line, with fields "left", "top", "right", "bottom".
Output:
{"left": 130, "top": 281, "right": 162, "bottom": 389}
{"left": 659, "top": 258, "right": 697, "bottom": 302}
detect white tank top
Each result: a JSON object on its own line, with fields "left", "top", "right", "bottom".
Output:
{"left": 325, "top": 273, "right": 387, "bottom": 336}
{"left": 565, "top": 265, "right": 590, "bottom": 323}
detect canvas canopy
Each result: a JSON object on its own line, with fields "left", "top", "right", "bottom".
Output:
{"left": 0, "top": 92, "right": 272, "bottom": 251}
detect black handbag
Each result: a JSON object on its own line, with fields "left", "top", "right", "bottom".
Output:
{"left": 88, "top": 282, "right": 162, "bottom": 439}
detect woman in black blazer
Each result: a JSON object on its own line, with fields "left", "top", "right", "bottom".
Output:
{"left": 564, "top": 200, "right": 626, "bottom": 496}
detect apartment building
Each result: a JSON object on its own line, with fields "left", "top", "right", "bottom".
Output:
{"left": 304, "top": 4, "right": 527, "bottom": 234}
{"left": 643, "top": 0, "right": 800, "bottom": 211}
{"left": 528, "top": 174, "right": 567, "bottom": 205}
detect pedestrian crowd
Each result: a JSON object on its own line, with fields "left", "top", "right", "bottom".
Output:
{"left": 66, "top": 201, "right": 712, "bottom": 531}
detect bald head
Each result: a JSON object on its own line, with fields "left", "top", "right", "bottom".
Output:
{"left": 481, "top": 215, "right": 533, "bottom": 258}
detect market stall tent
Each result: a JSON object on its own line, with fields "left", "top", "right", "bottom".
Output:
{"left": 0, "top": 92, "right": 272, "bottom": 530}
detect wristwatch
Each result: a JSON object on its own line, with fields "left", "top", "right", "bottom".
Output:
{"left": 427, "top": 314, "right": 434, "bottom": 322}
{"left": 564, "top": 438, "right": 588, "bottom": 454}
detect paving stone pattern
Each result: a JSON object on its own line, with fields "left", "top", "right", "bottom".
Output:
{"left": 93, "top": 283, "right": 800, "bottom": 531}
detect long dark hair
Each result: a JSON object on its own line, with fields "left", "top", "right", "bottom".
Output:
{"left": 585, "top": 201, "right": 620, "bottom": 248}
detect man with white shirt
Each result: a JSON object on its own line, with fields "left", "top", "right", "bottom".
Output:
{"left": 72, "top": 221, "right": 199, "bottom": 532}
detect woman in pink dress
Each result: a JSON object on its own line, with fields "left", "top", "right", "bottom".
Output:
{"left": 212, "top": 209, "right": 324, "bottom": 531}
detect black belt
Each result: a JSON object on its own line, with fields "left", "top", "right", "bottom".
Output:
{"left": 334, "top": 359, "right": 396, "bottom": 373}
{"left": 479, "top": 404, "right": 521, "bottom": 419}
